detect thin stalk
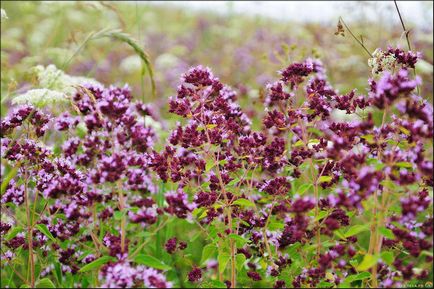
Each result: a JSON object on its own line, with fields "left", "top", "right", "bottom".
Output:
{"left": 130, "top": 218, "right": 170, "bottom": 258}
{"left": 200, "top": 101, "right": 236, "bottom": 288}
{"left": 155, "top": 183, "right": 165, "bottom": 259}
{"left": 117, "top": 181, "right": 127, "bottom": 254}
{"left": 23, "top": 169, "right": 35, "bottom": 287}
{"left": 368, "top": 107, "right": 388, "bottom": 287}
{"left": 393, "top": 0, "right": 419, "bottom": 94}
{"left": 262, "top": 201, "right": 276, "bottom": 259}
{"left": 339, "top": 17, "right": 373, "bottom": 58}
{"left": 241, "top": 162, "right": 273, "bottom": 259}
{"left": 298, "top": 118, "right": 322, "bottom": 256}
{"left": 393, "top": 0, "right": 412, "bottom": 51}
{"left": 135, "top": 1, "right": 145, "bottom": 101}
{"left": 1, "top": 249, "right": 28, "bottom": 285}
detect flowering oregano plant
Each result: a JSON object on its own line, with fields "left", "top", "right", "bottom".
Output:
{"left": 0, "top": 46, "right": 433, "bottom": 288}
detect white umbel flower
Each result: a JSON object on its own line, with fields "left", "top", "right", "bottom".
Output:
{"left": 0, "top": 9, "right": 7, "bottom": 21}
{"left": 12, "top": 88, "right": 68, "bottom": 107}
{"left": 368, "top": 48, "right": 397, "bottom": 75}
{"left": 120, "top": 55, "right": 142, "bottom": 73}
{"left": 33, "top": 64, "right": 101, "bottom": 94}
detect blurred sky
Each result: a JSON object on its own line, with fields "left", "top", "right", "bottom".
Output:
{"left": 148, "top": 1, "right": 433, "bottom": 29}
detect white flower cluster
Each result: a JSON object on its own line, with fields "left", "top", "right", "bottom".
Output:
{"left": 1, "top": 9, "right": 7, "bottom": 21}
{"left": 12, "top": 88, "right": 67, "bottom": 107}
{"left": 33, "top": 64, "right": 101, "bottom": 93}
{"left": 12, "top": 64, "right": 101, "bottom": 107}
{"left": 120, "top": 55, "right": 142, "bottom": 73}
{"left": 368, "top": 48, "right": 397, "bottom": 75}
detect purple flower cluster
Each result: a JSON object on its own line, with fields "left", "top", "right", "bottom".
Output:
{"left": 0, "top": 45, "right": 432, "bottom": 288}
{"left": 100, "top": 260, "right": 172, "bottom": 288}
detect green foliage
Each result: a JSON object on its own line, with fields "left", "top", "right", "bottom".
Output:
{"left": 134, "top": 254, "right": 172, "bottom": 270}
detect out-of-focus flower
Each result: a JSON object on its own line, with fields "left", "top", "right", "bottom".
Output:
{"left": 368, "top": 47, "right": 419, "bottom": 75}
{"left": 33, "top": 64, "right": 101, "bottom": 94}
{"left": 368, "top": 48, "right": 398, "bottom": 75}
{"left": 12, "top": 88, "right": 68, "bottom": 107}
{"left": 120, "top": 55, "right": 142, "bottom": 73}
{"left": 11, "top": 65, "right": 102, "bottom": 108}
{"left": 188, "top": 267, "right": 202, "bottom": 282}
{"left": 155, "top": 53, "right": 180, "bottom": 71}
{"left": 1, "top": 9, "right": 8, "bottom": 21}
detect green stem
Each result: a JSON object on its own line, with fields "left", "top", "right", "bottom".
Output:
{"left": 393, "top": 0, "right": 420, "bottom": 94}
{"left": 339, "top": 17, "right": 373, "bottom": 58}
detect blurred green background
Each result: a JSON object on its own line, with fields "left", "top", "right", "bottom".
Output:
{"left": 1, "top": 1, "right": 433, "bottom": 119}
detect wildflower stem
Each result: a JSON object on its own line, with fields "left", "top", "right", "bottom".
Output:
{"left": 393, "top": 0, "right": 412, "bottom": 52}
{"left": 339, "top": 17, "right": 373, "bottom": 58}
{"left": 393, "top": 0, "right": 419, "bottom": 94}
{"left": 3, "top": 259, "right": 28, "bottom": 285}
{"left": 298, "top": 118, "right": 322, "bottom": 256}
{"left": 130, "top": 217, "right": 170, "bottom": 259}
{"left": 368, "top": 107, "right": 388, "bottom": 288}
{"left": 201, "top": 100, "right": 236, "bottom": 288}
{"left": 23, "top": 168, "right": 35, "bottom": 288}
{"left": 117, "top": 181, "right": 127, "bottom": 254}
{"left": 263, "top": 201, "right": 276, "bottom": 259}
{"left": 310, "top": 159, "right": 321, "bottom": 256}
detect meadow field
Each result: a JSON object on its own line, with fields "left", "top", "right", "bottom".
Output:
{"left": 0, "top": 1, "right": 433, "bottom": 288}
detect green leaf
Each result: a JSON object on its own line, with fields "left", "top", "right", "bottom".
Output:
{"left": 344, "top": 225, "right": 369, "bottom": 238}
{"left": 361, "top": 134, "right": 375, "bottom": 144}
{"left": 395, "top": 162, "right": 413, "bottom": 168}
{"left": 79, "top": 256, "right": 114, "bottom": 273}
{"left": 308, "top": 139, "right": 320, "bottom": 145}
{"left": 287, "top": 242, "right": 301, "bottom": 256}
{"left": 421, "top": 250, "right": 433, "bottom": 257}
{"left": 54, "top": 262, "right": 62, "bottom": 285}
{"left": 349, "top": 259, "right": 358, "bottom": 267}
{"left": 200, "top": 244, "right": 217, "bottom": 265}
{"left": 1, "top": 165, "right": 19, "bottom": 195}
{"left": 356, "top": 254, "right": 379, "bottom": 271}
{"left": 297, "top": 183, "right": 312, "bottom": 195}
{"left": 36, "top": 278, "right": 55, "bottom": 288}
{"left": 318, "top": 176, "right": 332, "bottom": 183}
{"left": 345, "top": 271, "right": 371, "bottom": 283}
{"left": 114, "top": 211, "right": 124, "bottom": 220}
{"left": 379, "top": 227, "right": 395, "bottom": 240}
{"left": 35, "top": 224, "right": 56, "bottom": 243}
{"left": 380, "top": 251, "right": 394, "bottom": 266}
{"left": 317, "top": 281, "right": 334, "bottom": 288}
{"left": 228, "top": 234, "right": 248, "bottom": 247}
{"left": 333, "top": 230, "right": 346, "bottom": 240}
{"left": 210, "top": 280, "right": 227, "bottom": 288}
{"left": 206, "top": 159, "right": 215, "bottom": 172}
{"left": 235, "top": 254, "right": 246, "bottom": 271}
{"left": 206, "top": 124, "right": 217, "bottom": 130}
{"left": 268, "top": 219, "right": 285, "bottom": 230}
{"left": 399, "top": 126, "right": 410, "bottom": 136}
{"left": 294, "top": 140, "right": 305, "bottom": 147}
{"left": 314, "top": 210, "right": 328, "bottom": 221}
{"left": 192, "top": 208, "right": 207, "bottom": 220}
{"left": 134, "top": 254, "right": 171, "bottom": 270}
{"left": 218, "top": 252, "right": 230, "bottom": 273}
{"left": 209, "top": 225, "right": 218, "bottom": 239}
{"left": 226, "top": 178, "right": 239, "bottom": 187}
{"left": 307, "top": 127, "right": 323, "bottom": 136}
{"left": 232, "top": 198, "right": 255, "bottom": 208}
{"left": 5, "top": 226, "right": 23, "bottom": 241}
